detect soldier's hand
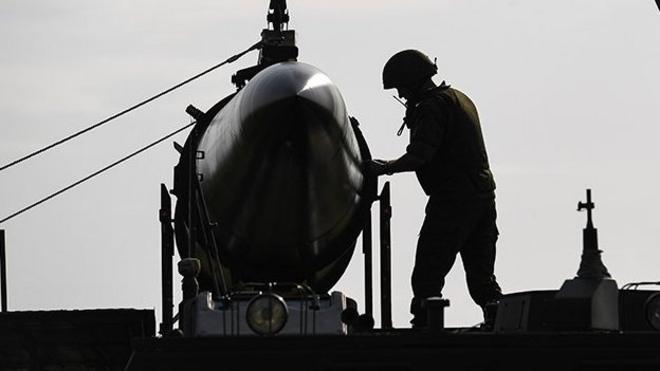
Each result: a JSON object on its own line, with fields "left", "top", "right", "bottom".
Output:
{"left": 367, "top": 159, "right": 390, "bottom": 176}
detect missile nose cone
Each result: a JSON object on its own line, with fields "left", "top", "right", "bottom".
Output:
{"left": 239, "top": 62, "right": 344, "bottom": 133}
{"left": 249, "top": 62, "right": 333, "bottom": 100}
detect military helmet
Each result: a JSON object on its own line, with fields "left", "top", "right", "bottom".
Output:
{"left": 382, "top": 50, "right": 438, "bottom": 90}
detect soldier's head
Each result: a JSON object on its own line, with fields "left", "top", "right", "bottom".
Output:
{"left": 382, "top": 49, "right": 437, "bottom": 100}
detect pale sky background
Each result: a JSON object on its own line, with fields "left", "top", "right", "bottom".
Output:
{"left": 1, "top": 1, "right": 659, "bottom": 328}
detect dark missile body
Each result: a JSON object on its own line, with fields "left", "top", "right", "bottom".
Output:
{"left": 174, "top": 62, "right": 373, "bottom": 293}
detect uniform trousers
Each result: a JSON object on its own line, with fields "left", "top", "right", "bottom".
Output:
{"left": 410, "top": 195, "right": 502, "bottom": 323}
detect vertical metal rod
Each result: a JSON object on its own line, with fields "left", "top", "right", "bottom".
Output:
{"left": 362, "top": 209, "right": 373, "bottom": 318}
{"left": 0, "top": 229, "right": 6, "bottom": 312}
{"left": 186, "top": 128, "right": 197, "bottom": 259}
{"left": 159, "top": 185, "right": 174, "bottom": 335}
{"left": 379, "top": 182, "right": 392, "bottom": 329}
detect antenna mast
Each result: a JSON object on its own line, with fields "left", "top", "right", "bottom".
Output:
{"left": 232, "top": 0, "right": 298, "bottom": 89}
{"left": 268, "top": 0, "right": 290, "bottom": 32}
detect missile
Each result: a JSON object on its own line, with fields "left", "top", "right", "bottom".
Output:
{"left": 175, "top": 61, "right": 372, "bottom": 293}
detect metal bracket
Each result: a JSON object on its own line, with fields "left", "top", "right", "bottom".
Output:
{"left": 379, "top": 182, "right": 392, "bottom": 329}
{"left": 159, "top": 185, "right": 175, "bottom": 335}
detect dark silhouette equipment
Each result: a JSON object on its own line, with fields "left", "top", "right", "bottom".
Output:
{"left": 231, "top": 0, "right": 297, "bottom": 88}
{"left": 362, "top": 197, "right": 374, "bottom": 319}
{"left": 495, "top": 189, "right": 620, "bottom": 332}
{"left": 163, "top": 0, "right": 381, "bottom": 338}
{"left": 268, "top": 0, "right": 289, "bottom": 32}
{"left": 576, "top": 189, "right": 610, "bottom": 278}
{"left": 2, "top": 1, "right": 660, "bottom": 370}
{"left": 379, "top": 183, "right": 393, "bottom": 329}
{"left": 553, "top": 189, "right": 619, "bottom": 330}
{"left": 159, "top": 185, "right": 175, "bottom": 336}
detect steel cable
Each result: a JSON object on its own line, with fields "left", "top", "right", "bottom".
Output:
{"left": 0, "top": 41, "right": 261, "bottom": 173}
{"left": 0, "top": 121, "right": 196, "bottom": 224}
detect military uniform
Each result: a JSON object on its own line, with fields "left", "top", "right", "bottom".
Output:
{"left": 406, "top": 82, "right": 502, "bottom": 324}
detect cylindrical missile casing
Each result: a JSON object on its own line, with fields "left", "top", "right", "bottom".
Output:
{"left": 193, "top": 62, "right": 367, "bottom": 291}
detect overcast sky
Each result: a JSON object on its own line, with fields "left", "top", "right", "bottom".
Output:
{"left": 1, "top": 0, "right": 659, "bottom": 328}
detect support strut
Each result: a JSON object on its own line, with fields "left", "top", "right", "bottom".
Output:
{"left": 159, "top": 185, "right": 174, "bottom": 335}
{"left": 380, "top": 182, "right": 392, "bottom": 329}
{"left": 363, "top": 210, "right": 373, "bottom": 319}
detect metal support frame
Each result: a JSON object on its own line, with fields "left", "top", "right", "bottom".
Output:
{"left": 362, "top": 210, "right": 373, "bottom": 319}
{"left": 159, "top": 185, "right": 174, "bottom": 335}
{"left": 379, "top": 182, "right": 392, "bottom": 329}
{"left": 180, "top": 118, "right": 227, "bottom": 298}
{"left": 1, "top": 229, "right": 6, "bottom": 312}
{"left": 193, "top": 176, "right": 228, "bottom": 297}
{"left": 361, "top": 181, "right": 393, "bottom": 329}
{"left": 186, "top": 128, "right": 197, "bottom": 259}
{"left": 173, "top": 114, "right": 231, "bottom": 335}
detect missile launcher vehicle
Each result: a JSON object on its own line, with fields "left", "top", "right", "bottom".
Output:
{"left": 1, "top": 1, "right": 659, "bottom": 370}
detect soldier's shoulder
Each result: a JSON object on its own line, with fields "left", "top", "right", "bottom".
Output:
{"left": 445, "top": 87, "right": 477, "bottom": 105}
{"left": 417, "top": 88, "right": 453, "bottom": 115}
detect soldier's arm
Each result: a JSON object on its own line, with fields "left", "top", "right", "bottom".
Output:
{"left": 376, "top": 152, "right": 425, "bottom": 175}
{"left": 369, "top": 100, "right": 446, "bottom": 176}
{"left": 392, "top": 104, "right": 445, "bottom": 172}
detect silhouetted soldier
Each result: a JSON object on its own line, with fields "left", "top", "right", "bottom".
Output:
{"left": 369, "top": 50, "right": 502, "bottom": 327}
